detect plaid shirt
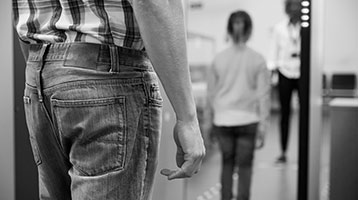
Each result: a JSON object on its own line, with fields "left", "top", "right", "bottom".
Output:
{"left": 12, "top": 0, "right": 144, "bottom": 50}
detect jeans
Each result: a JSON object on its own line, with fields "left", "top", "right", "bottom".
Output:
{"left": 23, "top": 43, "right": 163, "bottom": 200}
{"left": 213, "top": 123, "right": 257, "bottom": 200}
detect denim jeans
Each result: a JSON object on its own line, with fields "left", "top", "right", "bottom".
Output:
{"left": 23, "top": 43, "right": 163, "bottom": 200}
{"left": 213, "top": 123, "right": 258, "bottom": 200}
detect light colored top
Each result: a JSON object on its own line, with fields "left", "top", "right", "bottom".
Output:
{"left": 268, "top": 18, "right": 301, "bottom": 79}
{"left": 207, "top": 45, "right": 271, "bottom": 130}
{"left": 13, "top": 0, "right": 144, "bottom": 50}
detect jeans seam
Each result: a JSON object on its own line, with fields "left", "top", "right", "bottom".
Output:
{"left": 122, "top": 97, "right": 128, "bottom": 169}
{"left": 142, "top": 99, "right": 152, "bottom": 200}
{"left": 29, "top": 137, "right": 42, "bottom": 166}
{"left": 140, "top": 75, "right": 150, "bottom": 200}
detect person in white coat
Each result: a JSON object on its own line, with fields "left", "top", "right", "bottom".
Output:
{"left": 269, "top": 0, "right": 302, "bottom": 163}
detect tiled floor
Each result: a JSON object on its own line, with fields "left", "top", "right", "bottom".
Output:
{"left": 183, "top": 110, "right": 331, "bottom": 200}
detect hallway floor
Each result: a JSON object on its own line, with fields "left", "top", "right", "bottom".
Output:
{"left": 184, "top": 110, "right": 331, "bottom": 200}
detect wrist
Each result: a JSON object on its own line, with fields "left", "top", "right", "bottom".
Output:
{"left": 258, "top": 121, "right": 266, "bottom": 131}
{"left": 176, "top": 112, "right": 198, "bottom": 124}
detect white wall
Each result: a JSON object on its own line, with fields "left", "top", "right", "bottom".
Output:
{"left": 310, "top": 0, "right": 325, "bottom": 200}
{"left": 187, "top": 0, "right": 286, "bottom": 61}
{"left": 0, "top": 1, "right": 15, "bottom": 200}
{"left": 323, "top": 0, "right": 358, "bottom": 74}
{"left": 187, "top": 0, "right": 358, "bottom": 75}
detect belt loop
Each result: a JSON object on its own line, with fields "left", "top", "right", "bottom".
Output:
{"left": 36, "top": 43, "right": 50, "bottom": 103}
{"left": 109, "top": 45, "right": 120, "bottom": 73}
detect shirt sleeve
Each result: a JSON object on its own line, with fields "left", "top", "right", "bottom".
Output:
{"left": 267, "top": 25, "right": 280, "bottom": 71}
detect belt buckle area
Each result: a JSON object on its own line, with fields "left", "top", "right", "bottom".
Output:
{"left": 63, "top": 44, "right": 100, "bottom": 70}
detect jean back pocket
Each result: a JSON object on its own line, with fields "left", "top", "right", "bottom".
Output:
{"left": 52, "top": 96, "right": 127, "bottom": 176}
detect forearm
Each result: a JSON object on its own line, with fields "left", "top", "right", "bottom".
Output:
{"left": 206, "top": 64, "right": 217, "bottom": 124}
{"left": 133, "top": 0, "right": 197, "bottom": 122}
{"left": 259, "top": 91, "right": 270, "bottom": 131}
{"left": 258, "top": 67, "right": 271, "bottom": 130}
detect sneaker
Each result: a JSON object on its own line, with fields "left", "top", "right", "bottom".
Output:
{"left": 276, "top": 155, "right": 287, "bottom": 164}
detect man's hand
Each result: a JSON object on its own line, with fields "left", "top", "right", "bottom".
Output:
{"left": 160, "top": 119, "right": 205, "bottom": 180}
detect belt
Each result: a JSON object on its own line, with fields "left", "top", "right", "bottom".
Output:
{"left": 27, "top": 42, "right": 151, "bottom": 72}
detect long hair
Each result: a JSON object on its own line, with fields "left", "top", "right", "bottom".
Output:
{"left": 227, "top": 10, "right": 253, "bottom": 43}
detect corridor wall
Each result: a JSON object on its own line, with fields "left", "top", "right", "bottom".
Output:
{"left": 0, "top": 1, "right": 15, "bottom": 200}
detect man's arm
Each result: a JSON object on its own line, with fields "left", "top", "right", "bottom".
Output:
{"left": 205, "top": 61, "right": 217, "bottom": 140}
{"left": 256, "top": 62, "right": 271, "bottom": 149}
{"left": 132, "top": 0, "right": 205, "bottom": 180}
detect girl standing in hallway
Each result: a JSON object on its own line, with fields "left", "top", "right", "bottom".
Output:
{"left": 207, "top": 10, "right": 271, "bottom": 200}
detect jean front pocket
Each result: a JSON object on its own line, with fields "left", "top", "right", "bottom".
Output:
{"left": 52, "top": 96, "right": 127, "bottom": 176}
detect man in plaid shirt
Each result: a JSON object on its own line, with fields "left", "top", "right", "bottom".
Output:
{"left": 13, "top": 0, "right": 205, "bottom": 199}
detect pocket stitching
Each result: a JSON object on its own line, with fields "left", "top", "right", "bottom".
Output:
{"left": 52, "top": 96, "right": 127, "bottom": 176}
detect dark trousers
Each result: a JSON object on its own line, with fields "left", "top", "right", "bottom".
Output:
{"left": 278, "top": 71, "right": 301, "bottom": 154}
{"left": 213, "top": 123, "right": 257, "bottom": 200}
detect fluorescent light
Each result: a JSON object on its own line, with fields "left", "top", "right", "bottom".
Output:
{"left": 301, "top": 1, "right": 310, "bottom": 7}
{"left": 301, "top": 15, "right": 310, "bottom": 21}
{"left": 301, "top": 22, "right": 310, "bottom": 28}
{"left": 301, "top": 8, "right": 310, "bottom": 14}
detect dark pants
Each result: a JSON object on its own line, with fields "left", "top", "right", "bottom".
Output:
{"left": 277, "top": 71, "right": 301, "bottom": 154}
{"left": 214, "top": 123, "right": 257, "bottom": 200}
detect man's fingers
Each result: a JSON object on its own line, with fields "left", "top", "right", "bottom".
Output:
{"left": 160, "top": 168, "right": 189, "bottom": 180}
{"left": 168, "top": 169, "right": 189, "bottom": 180}
{"left": 167, "top": 157, "right": 202, "bottom": 180}
{"left": 160, "top": 169, "right": 175, "bottom": 177}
